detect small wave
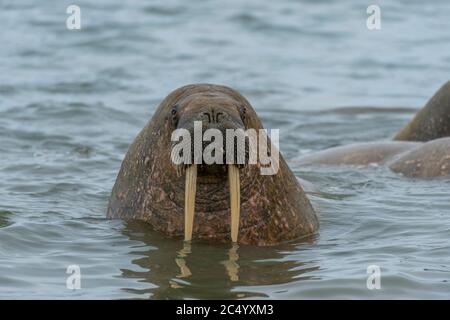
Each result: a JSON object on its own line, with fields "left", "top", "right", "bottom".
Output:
{"left": 0, "top": 210, "right": 14, "bottom": 228}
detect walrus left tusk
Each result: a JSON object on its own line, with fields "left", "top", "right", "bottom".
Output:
{"left": 184, "top": 165, "right": 197, "bottom": 241}
{"left": 228, "top": 164, "right": 240, "bottom": 242}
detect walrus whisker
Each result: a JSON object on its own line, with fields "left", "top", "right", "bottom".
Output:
{"left": 184, "top": 164, "right": 197, "bottom": 242}
{"left": 228, "top": 164, "right": 240, "bottom": 242}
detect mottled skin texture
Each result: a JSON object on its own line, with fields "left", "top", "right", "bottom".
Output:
{"left": 389, "top": 138, "right": 450, "bottom": 177}
{"left": 395, "top": 81, "right": 450, "bottom": 141}
{"left": 108, "top": 84, "right": 318, "bottom": 245}
{"left": 296, "top": 81, "right": 450, "bottom": 178}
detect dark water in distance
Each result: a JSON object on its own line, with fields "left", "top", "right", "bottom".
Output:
{"left": 1, "top": 0, "right": 449, "bottom": 299}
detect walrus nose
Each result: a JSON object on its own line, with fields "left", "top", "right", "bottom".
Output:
{"left": 202, "top": 109, "right": 224, "bottom": 124}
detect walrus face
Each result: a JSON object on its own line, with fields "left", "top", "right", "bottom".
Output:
{"left": 169, "top": 93, "right": 248, "bottom": 242}
{"left": 108, "top": 84, "right": 318, "bottom": 246}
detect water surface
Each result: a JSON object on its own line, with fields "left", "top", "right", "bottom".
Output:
{"left": 1, "top": 0, "right": 450, "bottom": 299}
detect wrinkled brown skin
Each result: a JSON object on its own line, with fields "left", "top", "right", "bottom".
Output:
{"left": 296, "top": 81, "right": 450, "bottom": 178}
{"left": 108, "top": 84, "right": 318, "bottom": 245}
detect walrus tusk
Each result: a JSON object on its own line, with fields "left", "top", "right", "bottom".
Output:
{"left": 184, "top": 165, "right": 197, "bottom": 241}
{"left": 228, "top": 164, "right": 240, "bottom": 242}
{"left": 184, "top": 164, "right": 240, "bottom": 242}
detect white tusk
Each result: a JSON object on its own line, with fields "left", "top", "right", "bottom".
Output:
{"left": 228, "top": 164, "right": 240, "bottom": 242}
{"left": 184, "top": 165, "right": 197, "bottom": 241}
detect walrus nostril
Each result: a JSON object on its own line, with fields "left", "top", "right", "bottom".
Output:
{"left": 216, "top": 112, "right": 223, "bottom": 123}
{"left": 203, "top": 112, "right": 211, "bottom": 123}
{"left": 203, "top": 110, "right": 225, "bottom": 124}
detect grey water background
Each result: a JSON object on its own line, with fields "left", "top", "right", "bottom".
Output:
{"left": 1, "top": 0, "right": 449, "bottom": 299}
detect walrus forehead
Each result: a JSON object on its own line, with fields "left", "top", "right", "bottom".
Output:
{"left": 177, "top": 93, "right": 241, "bottom": 113}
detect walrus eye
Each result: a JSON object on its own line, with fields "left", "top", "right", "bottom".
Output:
{"left": 239, "top": 106, "right": 246, "bottom": 121}
{"left": 171, "top": 105, "right": 178, "bottom": 126}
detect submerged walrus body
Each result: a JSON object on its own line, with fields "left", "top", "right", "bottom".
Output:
{"left": 297, "top": 138, "right": 450, "bottom": 177}
{"left": 108, "top": 84, "right": 318, "bottom": 245}
{"left": 297, "top": 81, "right": 450, "bottom": 178}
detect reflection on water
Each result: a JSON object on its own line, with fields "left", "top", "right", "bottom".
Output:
{"left": 1, "top": 0, "right": 450, "bottom": 299}
{"left": 222, "top": 244, "right": 239, "bottom": 282}
{"left": 175, "top": 242, "right": 193, "bottom": 279}
{"left": 0, "top": 211, "right": 13, "bottom": 228}
{"left": 120, "top": 221, "right": 319, "bottom": 299}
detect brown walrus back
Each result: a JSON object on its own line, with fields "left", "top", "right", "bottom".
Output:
{"left": 394, "top": 81, "right": 450, "bottom": 142}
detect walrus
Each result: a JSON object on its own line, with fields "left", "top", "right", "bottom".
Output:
{"left": 108, "top": 84, "right": 318, "bottom": 245}
{"left": 394, "top": 81, "right": 450, "bottom": 142}
{"left": 296, "top": 81, "right": 450, "bottom": 178}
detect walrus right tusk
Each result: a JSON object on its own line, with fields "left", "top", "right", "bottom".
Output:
{"left": 184, "top": 165, "right": 197, "bottom": 242}
{"left": 228, "top": 164, "right": 240, "bottom": 242}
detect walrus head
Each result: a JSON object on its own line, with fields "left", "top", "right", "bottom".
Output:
{"left": 169, "top": 90, "right": 252, "bottom": 242}
{"left": 107, "top": 84, "right": 318, "bottom": 245}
